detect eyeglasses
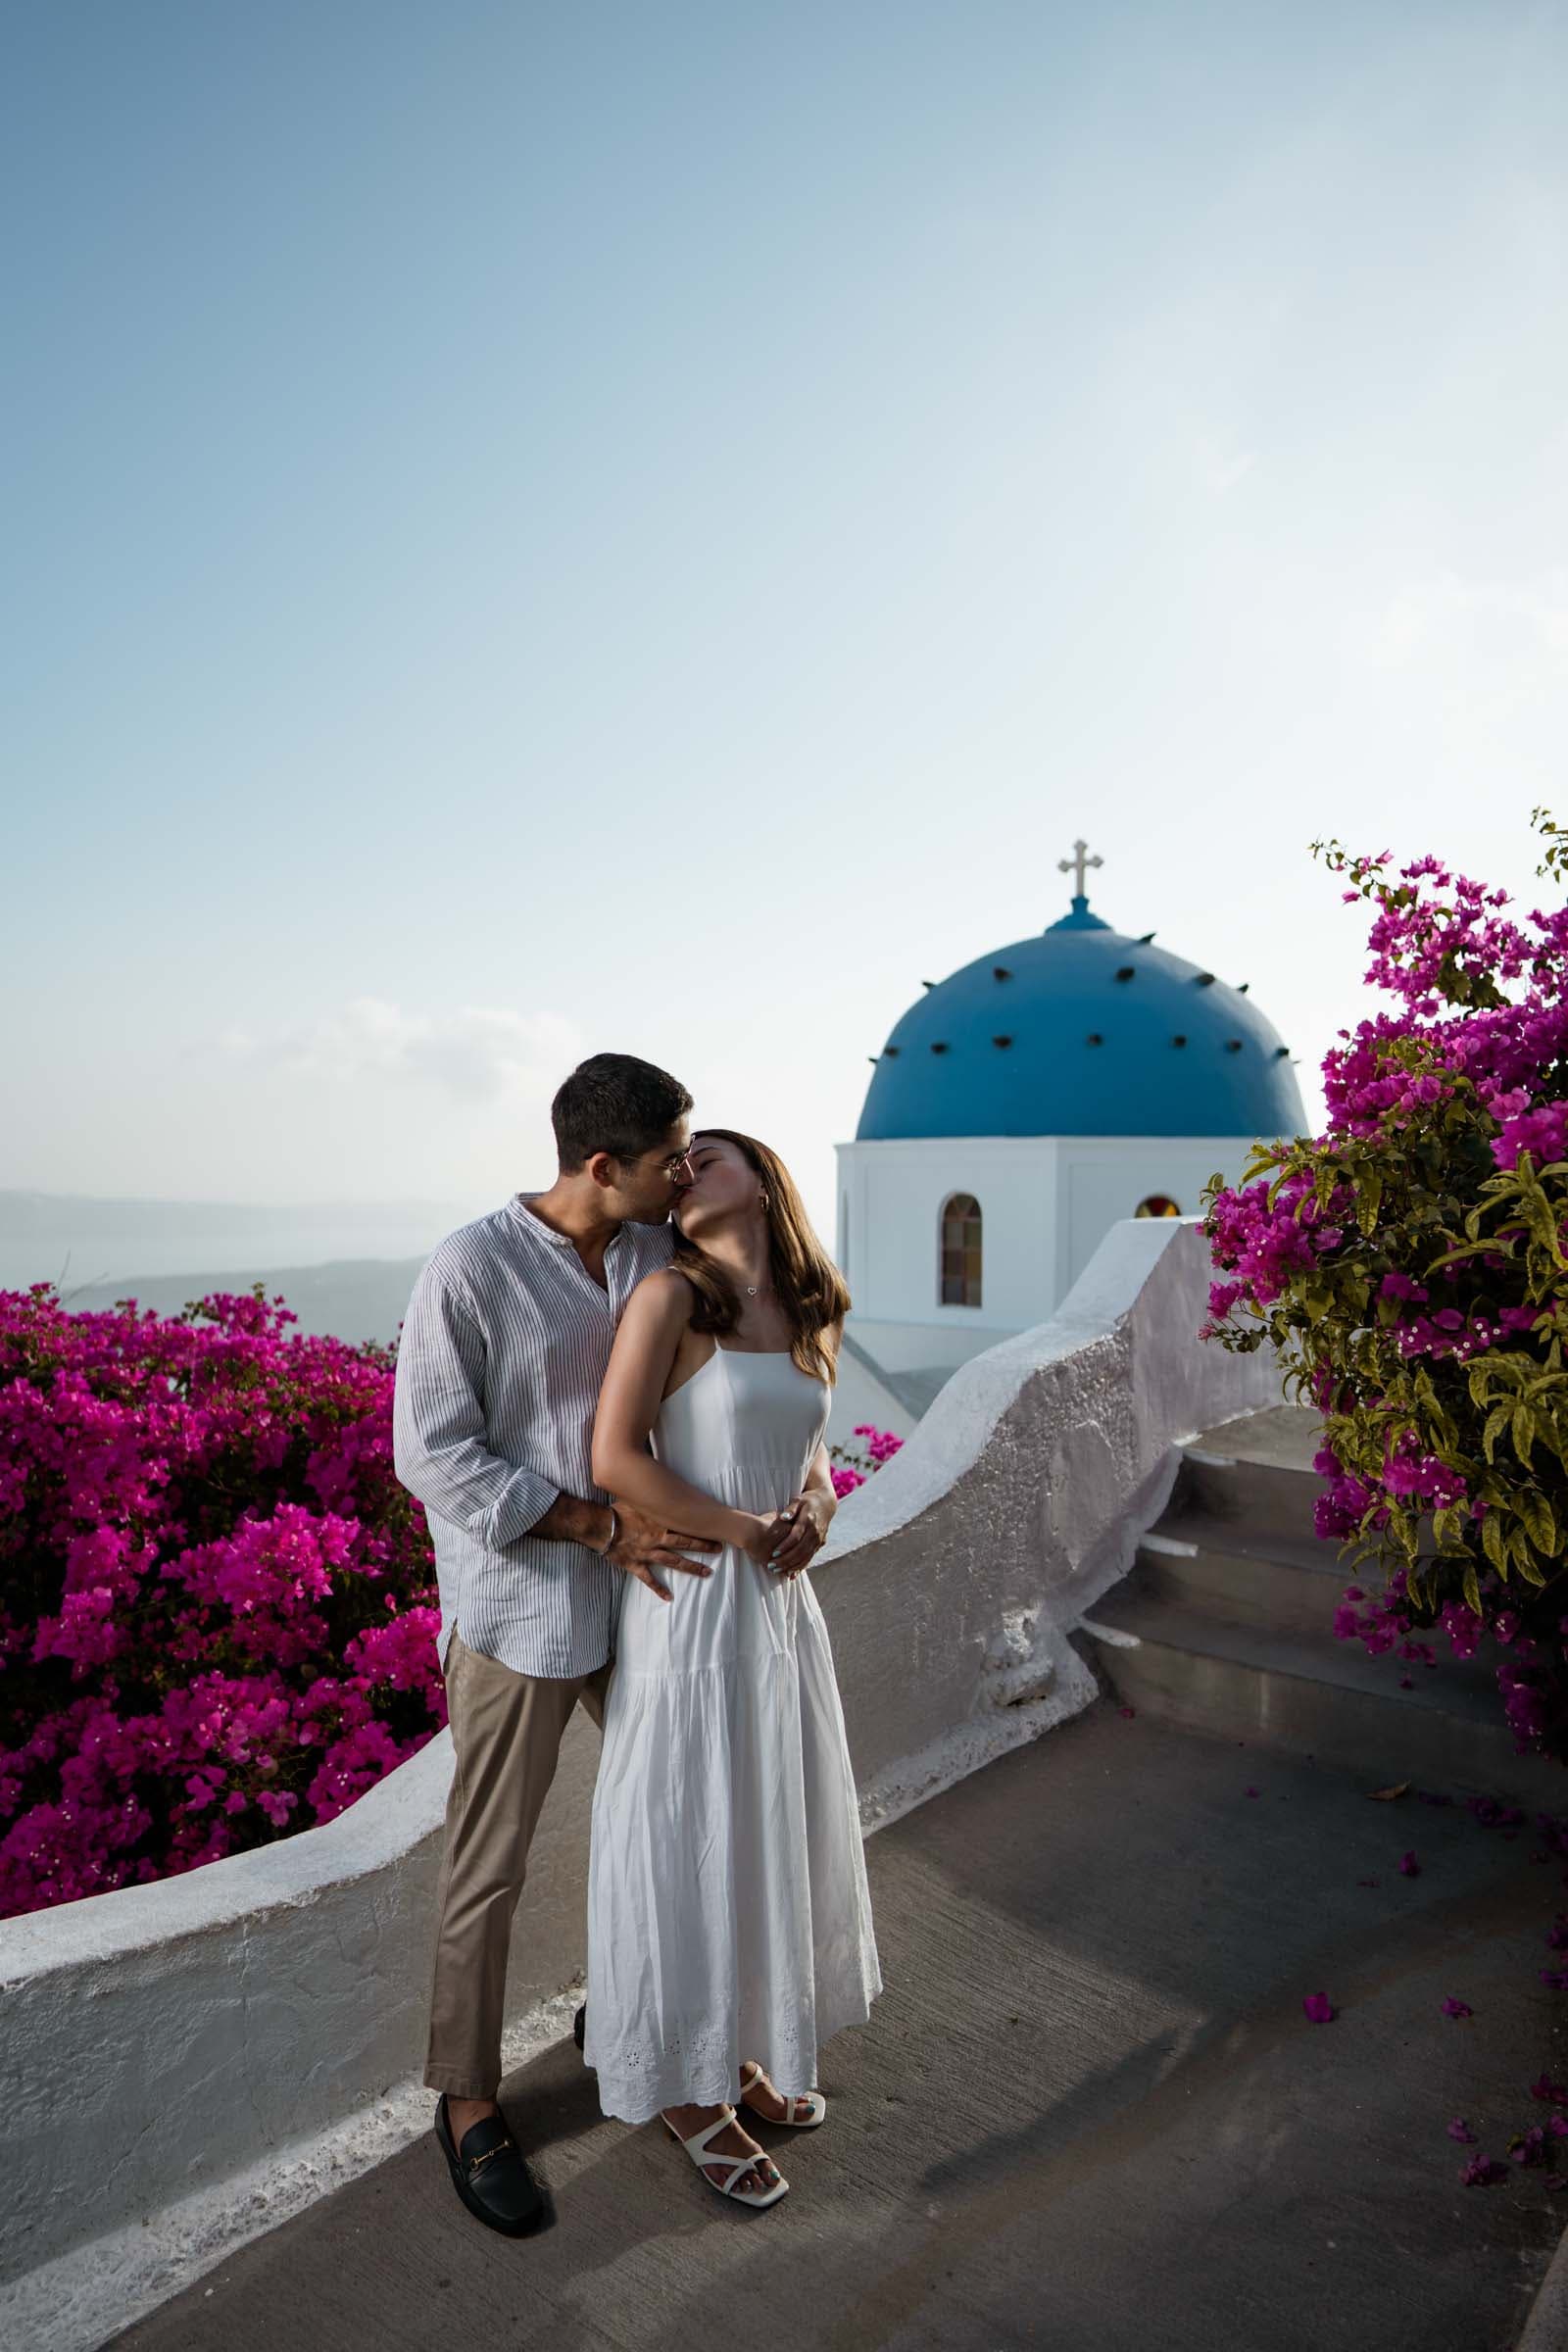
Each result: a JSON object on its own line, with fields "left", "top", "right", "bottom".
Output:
{"left": 659, "top": 1151, "right": 695, "bottom": 1179}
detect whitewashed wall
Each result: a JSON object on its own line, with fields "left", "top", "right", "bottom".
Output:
{"left": 837, "top": 1133, "right": 1270, "bottom": 1333}
{"left": 0, "top": 1215, "right": 1285, "bottom": 2352}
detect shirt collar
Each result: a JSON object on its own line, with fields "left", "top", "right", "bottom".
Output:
{"left": 506, "top": 1192, "right": 641, "bottom": 1251}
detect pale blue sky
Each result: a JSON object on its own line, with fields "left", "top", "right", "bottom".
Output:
{"left": 6, "top": 0, "right": 1567, "bottom": 1243}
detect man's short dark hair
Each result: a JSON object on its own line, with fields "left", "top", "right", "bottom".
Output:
{"left": 551, "top": 1054, "right": 693, "bottom": 1172}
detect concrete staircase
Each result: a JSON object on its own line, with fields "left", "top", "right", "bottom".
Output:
{"left": 1079, "top": 1403, "right": 1568, "bottom": 1816}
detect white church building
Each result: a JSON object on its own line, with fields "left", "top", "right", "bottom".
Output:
{"left": 826, "top": 841, "right": 1307, "bottom": 1440}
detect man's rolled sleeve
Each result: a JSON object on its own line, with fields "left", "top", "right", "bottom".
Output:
{"left": 393, "top": 1260, "right": 560, "bottom": 1545}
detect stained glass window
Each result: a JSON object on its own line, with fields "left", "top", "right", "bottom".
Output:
{"left": 939, "top": 1193, "right": 982, "bottom": 1306}
{"left": 1135, "top": 1194, "right": 1182, "bottom": 1218}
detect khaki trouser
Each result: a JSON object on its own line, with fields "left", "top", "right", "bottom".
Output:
{"left": 423, "top": 1626, "right": 612, "bottom": 2099}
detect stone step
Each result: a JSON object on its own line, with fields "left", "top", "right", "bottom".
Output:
{"left": 1077, "top": 1585, "right": 1568, "bottom": 1816}
{"left": 1174, "top": 1445, "right": 1330, "bottom": 1544}
{"left": 1135, "top": 1508, "right": 1353, "bottom": 1640}
{"left": 1190, "top": 1403, "right": 1330, "bottom": 1475}
{"left": 1123, "top": 1536, "right": 1500, "bottom": 1698}
{"left": 1170, "top": 1414, "right": 1446, "bottom": 1564}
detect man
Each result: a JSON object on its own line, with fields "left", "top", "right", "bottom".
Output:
{"left": 393, "top": 1051, "right": 720, "bottom": 2235}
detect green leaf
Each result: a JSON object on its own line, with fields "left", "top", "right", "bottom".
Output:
{"left": 1483, "top": 1404, "right": 1512, "bottom": 1465}
{"left": 1515, "top": 1544, "right": 1548, "bottom": 1590}
{"left": 1482, "top": 1510, "right": 1509, "bottom": 1576}
{"left": 1462, "top": 1562, "right": 1483, "bottom": 1618}
{"left": 1518, "top": 1490, "right": 1561, "bottom": 1558}
{"left": 1512, "top": 1404, "right": 1539, "bottom": 1474}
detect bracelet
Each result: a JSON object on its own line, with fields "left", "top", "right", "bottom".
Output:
{"left": 602, "top": 1506, "right": 619, "bottom": 1557}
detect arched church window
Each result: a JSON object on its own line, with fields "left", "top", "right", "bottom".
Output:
{"left": 1135, "top": 1194, "right": 1182, "bottom": 1218}
{"left": 939, "top": 1194, "right": 982, "bottom": 1306}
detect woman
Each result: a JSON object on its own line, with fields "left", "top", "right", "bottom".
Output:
{"left": 584, "top": 1128, "right": 883, "bottom": 2207}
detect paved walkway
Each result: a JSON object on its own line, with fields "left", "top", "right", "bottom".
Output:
{"left": 106, "top": 1692, "right": 1568, "bottom": 2352}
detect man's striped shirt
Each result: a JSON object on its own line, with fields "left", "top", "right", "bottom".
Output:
{"left": 392, "top": 1193, "right": 676, "bottom": 1679}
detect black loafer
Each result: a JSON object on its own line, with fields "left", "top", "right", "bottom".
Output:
{"left": 434, "top": 2095, "right": 544, "bottom": 2235}
{"left": 574, "top": 2001, "right": 592, "bottom": 2063}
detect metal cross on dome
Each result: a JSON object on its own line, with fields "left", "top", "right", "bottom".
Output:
{"left": 1057, "top": 838, "right": 1103, "bottom": 898}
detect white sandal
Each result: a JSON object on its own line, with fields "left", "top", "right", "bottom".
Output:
{"left": 661, "top": 2101, "right": 790, "bottom": 2208}
{"left": 738, "top": 2059, "right": 826, "bottom": 2129}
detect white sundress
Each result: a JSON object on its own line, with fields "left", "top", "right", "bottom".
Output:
{"left": 582, "top": 1340, "right": 884, "bottom": 2124}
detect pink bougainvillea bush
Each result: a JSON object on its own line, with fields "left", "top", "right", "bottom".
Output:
{"left": 1199, "top": 807, "right": 1568, "bottom": 1763}
{"left": 0, "top": 1283, "right": 445, "bottom": 1920}
{"left": 828, "top": 1424, "right": 904, "bottom": 1498}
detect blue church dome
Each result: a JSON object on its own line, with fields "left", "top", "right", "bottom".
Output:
{"left": 857, "top": 871, "right": 1306, "bottom": 1144}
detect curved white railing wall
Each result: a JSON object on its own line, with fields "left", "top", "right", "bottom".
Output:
{"left": 0, "top": 1215, "right": 1285, "bottom": 2342}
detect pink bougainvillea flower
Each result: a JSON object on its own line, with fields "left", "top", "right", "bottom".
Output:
{"left": 1460, "top": 2155, "right": 1508, "bottom": 2186}
{"left": 1302, "top": 1992, "right": 1336, "bottom": 2023}
{"left": 0, "top": 1282, "right": 445, "bottom": 1920}
{"left": 1446, "top": 2118, "right": 1478, "bottom": 2142}
{"left": 1197, "top": 818, "right": 1568, "bottom": 1810}
{"left": 1442, "top": 1997, "right": 1474, "bottom": 2018}
{"left": 1398, "top": 1850, "right": 1421, "bottom": 1876}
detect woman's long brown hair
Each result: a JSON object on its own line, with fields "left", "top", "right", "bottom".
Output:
{"left": 671, "top": 1128, "right": 851, "bottom": 1385}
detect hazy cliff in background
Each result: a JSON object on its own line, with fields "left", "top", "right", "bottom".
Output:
{"left": 47, "top": 1256, "right": 426, "bottom": 1347}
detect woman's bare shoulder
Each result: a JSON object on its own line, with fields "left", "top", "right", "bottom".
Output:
{"left": 627, "top": 1266, "right": 700, "bottom": 1322}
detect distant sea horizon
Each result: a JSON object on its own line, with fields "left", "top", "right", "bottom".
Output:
{"left": 0, "top": 1188, "right": 494, "bottom": 1298}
